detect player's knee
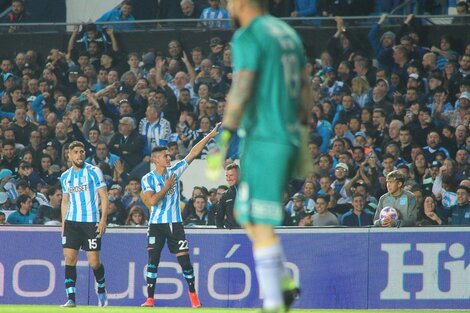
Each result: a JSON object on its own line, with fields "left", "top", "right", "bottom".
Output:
{"left": 177, "top": 254, "right": 192, "bottom": 270}
{"left": 64, "top": 254, "right": 78, "bottom": 265}
{"left": 89, "top": 259, "right": 101, "bottom": 270}
{"left": 148, "top": 248, "right": 161, "bottom": 267}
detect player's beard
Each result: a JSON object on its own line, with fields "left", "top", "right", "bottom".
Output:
{"left": 73, "top": 159, "right": 85, "bottom": 168}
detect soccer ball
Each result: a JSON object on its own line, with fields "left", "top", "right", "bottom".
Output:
{"left": 380, "top": 206, "right": 398, "bottom": 221}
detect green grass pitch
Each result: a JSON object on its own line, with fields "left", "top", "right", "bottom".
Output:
{"left": 2, "top": 306, "right": 470, "bottom": 313}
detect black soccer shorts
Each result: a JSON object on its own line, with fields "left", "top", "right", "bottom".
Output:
{"left": 147, "top": 222, "right": 189, "bottom": 254}
{"left": 62, "top": 221, "right": 102, "bottom": 251}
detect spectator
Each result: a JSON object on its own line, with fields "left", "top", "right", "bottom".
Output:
{"left": 207, "top": 37, "right": 225, "bottom": 66}
{"left": 459, "top": 54, "right": 470, "bottom": 79}
{"left": 331, "top": 162, "right": 351, "bottom": 205}
{"left": 106, "top": 189, "right": 127, "bottom": 226}
{"left": 422, "top": 131, "right": 450, "bottom": 163}
{"left": 411, "top": 107, "right": 437, "bottom": 147}
{"left": 340, "top": 193, "right": 375, "bottom": 226}
{"left": 431, "top": 35, "right": 459, "bottom": 71}
{"left": 16, "top": 179, "right": 48, "bottom": 213}
{"left": 441, "top": 186, "right": 470, "bottom": 225}
{"left": 109, "top": 116, "right": 145, "bottom": 170}
{"left": 6, "top": 194, "right": 34, "bottom": 224}
{"left": 181, "top": 0, "right": 203, "bottom": 23}
{"left": 184, "top": 194, "right": 210, "bottom": 226}
{"left": 85, "top": 141, "right": 120, "bottom": 170}
{"left": 178, "top": 113, "right": 217, "bottom": 159}
{"left": 288, "top": 193, "right": 314, "bottom": 226}
{"left": 290, "top": 0, "right": 317, "bottom": 21}
{"left": 125, "top": 205, "right": 148, "bottom": 226}
{"left": 416, "top": 195, "right": 444, "bottom": 226}
{"left": 0, "top": 139, "right": 20, "bottom": 172}
{"left": 368, "top": 14, "right": 395, "bottom": 71}
{"left": 0, "top": 211, "right": 6, "bottom": 224}
{"left": 34, "top": 184, "right": 62, "bottom": 224}
{"left": 139, "top": 105, "right": 172, "bottom": 156}
{"left": 200, "top": 0, "right": 230, "bottom": 28}
{"left": 16, "top": 161, "right": 45, "bottom": 191}
{"left": 327, "top": 17, "right": 359, "bottom": 67}
{"left": 96, "top": 0, "right": 136, "bottom": 31}
{"left": 182, "top": 186, "right": 208, "bottom": 220}
{"left": 312, "top": 195, "right": 339, "bottom": 226}
{"left": 0, "top": 191, "right": 15, "bottom": 211}
{"left": 215, "top": 162, "right": 240, "bottom": 229}
{"left": 435, "top": 91, "right": 470, "bottom": 128}
{"left": 121, "top": 176, "right": 148, "bottom": 215}
{"left": 1, "top": 0, "right": 30, "bottom": 33}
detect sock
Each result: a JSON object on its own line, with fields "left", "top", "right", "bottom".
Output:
{"left": 253, "top": 242, "right": 285, "bottom": 310}
{"left": 146, "top": 248, "right": 161, "bottom": 299}
{"left": 177, "top": 254, "right": 195, "bottom": 292}
{"left": 65, "top": 265, "right": 77, "bottom": 302}
{"left": 146, "top": 264, "right": 158, "bottom": 298}
{"left": 93, "top": 264, "right": 106, "bottom": 294}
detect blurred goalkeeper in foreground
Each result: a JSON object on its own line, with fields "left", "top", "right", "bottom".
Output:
{"left": 207, "top": 0, "right": 312, "bottom": 311}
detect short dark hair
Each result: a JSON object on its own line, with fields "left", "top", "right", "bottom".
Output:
{"left": 193, "top": 194, "right": 206, "bottom": 202}
{"left": 128, "top": 176, "right": 140, "bottom": 183}
{"left": 419, "top": 106, "right": 432, "bottom": 115}
{"left": 47, "top": 184, "right": 62, "bottom": 199}
{"left": 316, "top": 194, "right": 330, "bottom": 203}
{"left": 400, "top": 125, "right": 411, "bottom": 133}
{"left": 151, "top": 146, "right": 169, "bottom": 155}
{"left": 16, "top": 180, "right": 30, "bottom": 190}
{"left": 457, "top": 186, "right": 470, "bottom": 194}
{"left": 2, "top": 139, "right": 15, "bottom": 148}
{"left": 352, "top": 193, "right": 365, "bottom": 200}
{"left": 17, "top": 194, "right": 30, "bottom": 208}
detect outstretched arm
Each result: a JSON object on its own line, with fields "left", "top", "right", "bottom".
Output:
{"left": 67, "top": 25, "right": 79, "bottom": 56}
{"left": 185, "top": 123, "right": 221, "bottom": 163}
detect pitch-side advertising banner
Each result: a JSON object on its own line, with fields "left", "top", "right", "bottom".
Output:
{"left": 0, "top": 227, "right": 469, "bottom": 309}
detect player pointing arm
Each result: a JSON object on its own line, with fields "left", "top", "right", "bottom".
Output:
{"left": 140, "top": 123, "right": 219, "bottom": 308}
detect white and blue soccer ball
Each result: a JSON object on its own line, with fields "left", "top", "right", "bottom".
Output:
{"left": 380, "top": 206, "right": 398, "bottom": 221}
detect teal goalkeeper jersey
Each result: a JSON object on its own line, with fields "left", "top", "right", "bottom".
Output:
{"left": 231, "top": 15, "right": 306, "bottom": 145}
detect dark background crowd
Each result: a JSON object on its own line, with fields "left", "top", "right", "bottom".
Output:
{"left": 0, "top": 0, "right": 469, "bottom": 228}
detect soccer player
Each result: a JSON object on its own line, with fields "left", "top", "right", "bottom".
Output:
{"left": 208, "top": 1, "right": 311, "bottom": 311}
{"left": 140, "top": 123, "right": 220, "bottom": 308}
{"left": 60, "top": 141, "right": 109, "bottom": 307}
{"left": 373, "top": 170, "right": 418, "bottom": 227}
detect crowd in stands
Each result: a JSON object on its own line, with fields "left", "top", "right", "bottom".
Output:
{"left": 2, "top": 0, "right": 469, "bottom": 34}
{"left": 0, "top": 0, "right": 469, "bottom": 228}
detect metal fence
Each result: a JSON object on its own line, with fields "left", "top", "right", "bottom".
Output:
{"left": 0, "top": 14, "right": 469, "bottom": 33}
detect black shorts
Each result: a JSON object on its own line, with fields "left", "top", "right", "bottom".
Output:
{"left": 147, "top": 223, "right": 188, "bottom": 254}
{"left": 62, "top": 221, "right": 102, "bottom": 251}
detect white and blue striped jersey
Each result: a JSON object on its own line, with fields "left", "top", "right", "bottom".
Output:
{"left": 60, "top": 163, "right": 107, "bottom": 223}
{"left": 200, "top": 7, "right": 230, "bottom": 28}
{"left": 139, "top": 117, "right": 172, "bottom": 155}
{"left": 141, "top": 159, "right": 189, "bottom": 224}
